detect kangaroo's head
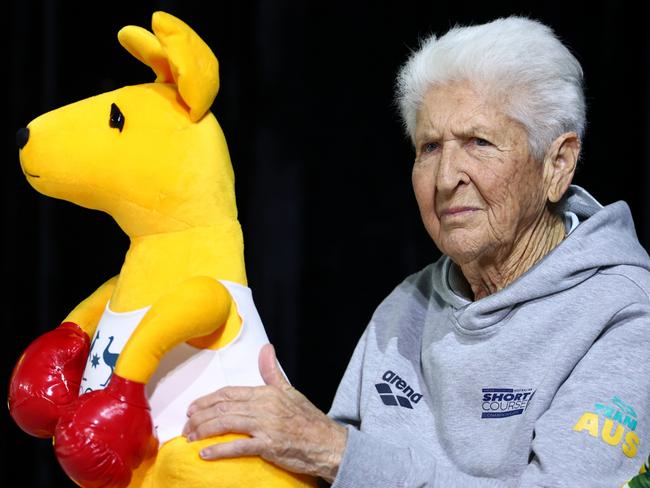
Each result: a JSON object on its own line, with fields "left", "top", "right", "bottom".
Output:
{"left": 18, "top": 11, "right": 237, "bottom": 237}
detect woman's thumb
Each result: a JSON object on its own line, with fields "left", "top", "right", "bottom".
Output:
{"left": 259, "top": 343, "right": 291, "bottom": 389}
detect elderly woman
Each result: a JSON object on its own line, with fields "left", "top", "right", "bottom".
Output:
{"left": 184, "top": 16, "right": 650, "bottom": 486}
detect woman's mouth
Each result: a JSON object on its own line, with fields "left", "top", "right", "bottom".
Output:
{"left": 440, "top": 206, "right": 479, "bottom": 217}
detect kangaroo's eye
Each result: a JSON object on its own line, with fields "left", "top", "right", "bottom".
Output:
{"left": 109, "top": 103, "right": 125, "bottom": 132}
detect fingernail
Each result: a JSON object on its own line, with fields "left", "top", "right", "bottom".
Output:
{"left": 188, "top": 433, "right": 196, "bottom": 442}
{"left": 200, "top": 448, "right": 209, "bottom": 458}
{"left": 187, "top": 405, "right": 196, "bottom": 416}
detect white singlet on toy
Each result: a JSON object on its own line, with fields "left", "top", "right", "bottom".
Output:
{"left": 78, "top": 280, "right": 270, "bottom": 444}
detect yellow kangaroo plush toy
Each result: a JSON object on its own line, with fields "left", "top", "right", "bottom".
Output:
{"left": 9, "top": 11, "right": 315, "bottom": 488}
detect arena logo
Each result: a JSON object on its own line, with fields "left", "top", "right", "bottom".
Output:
{"left": 481, "top": 387, "right": 535, "bottom": 419}
{"left": 375, "top": 370, "right": 423, "bottom": 409}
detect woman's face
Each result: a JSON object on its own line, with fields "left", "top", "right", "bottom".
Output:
{"left": 412, "top": 82, "right": 549, "bottom": 266}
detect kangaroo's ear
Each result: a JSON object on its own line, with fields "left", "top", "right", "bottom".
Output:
{"left": 118, "top": 11, "right": 219, "bottom": 122}
{"left": 153, "top": 11, "right": 219, "bottom": 122}
{"left": 118, "top": 25, "right": 174, "bottom": 83}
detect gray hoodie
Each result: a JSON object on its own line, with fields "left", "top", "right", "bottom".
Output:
{"left": 328, "top": 186, "right": 650, "bottom": 487}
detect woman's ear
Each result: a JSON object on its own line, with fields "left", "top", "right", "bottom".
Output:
{"left": 543, "top": 132, "right": 580, "bottom": 203}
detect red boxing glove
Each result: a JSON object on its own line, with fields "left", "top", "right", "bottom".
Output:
{"left": 54, "top": 374, "right": 158, "bottom": 488}
{"left": 8, "top": 322, "right": 90, "bottom": 437}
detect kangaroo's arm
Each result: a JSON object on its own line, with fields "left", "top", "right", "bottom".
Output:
{"left": 114, "top": 276, "right": 232, "bottom": 383}
{"left": 64, "top": 275, "right": 118, "bottom": 337}
{"left": 8, "top": 275, "right": 117, "bottom": 438}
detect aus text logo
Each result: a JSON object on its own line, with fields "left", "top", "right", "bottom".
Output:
{"left": 573, "top": 396, "right": 640, "bottom": 458}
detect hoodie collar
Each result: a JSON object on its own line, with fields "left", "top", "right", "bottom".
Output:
{"left": 430, "top": 185, "right": 650, "bottom": 334}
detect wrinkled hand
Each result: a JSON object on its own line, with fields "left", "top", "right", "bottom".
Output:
{"left": 183, "top": 344, "right": 347, "bottom": 483}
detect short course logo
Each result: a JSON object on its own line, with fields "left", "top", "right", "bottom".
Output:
{"left": 481, "top": 387, "right": 535, "bottom": 419}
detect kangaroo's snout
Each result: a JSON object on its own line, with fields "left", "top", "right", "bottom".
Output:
{"left": 16, "top": 128, "right": 29, "bottom": 149}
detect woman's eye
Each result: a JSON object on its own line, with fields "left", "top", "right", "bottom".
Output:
{"left": 423, "top": 142, "right": 439, "bottom": 153}
{"left": 473, "top": 137, "right": 491, "bottom": 147}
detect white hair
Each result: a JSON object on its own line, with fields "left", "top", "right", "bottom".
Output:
{"left": 396, "top": 16, "right": 586, "bottom": 162}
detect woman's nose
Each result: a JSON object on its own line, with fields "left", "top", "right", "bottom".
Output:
{"left": 436, "top": 144, "right": 467, "bottom": 191}
{"left": 16, "top": 128, "right": 30, "bottom": 149}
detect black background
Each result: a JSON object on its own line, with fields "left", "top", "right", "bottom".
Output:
{"left": 4, "top": 1, "right": 650, "bottom": 485}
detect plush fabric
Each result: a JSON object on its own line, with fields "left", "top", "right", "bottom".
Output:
{"left": 15, "top": 11, "right": 314, "bottom": 487}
